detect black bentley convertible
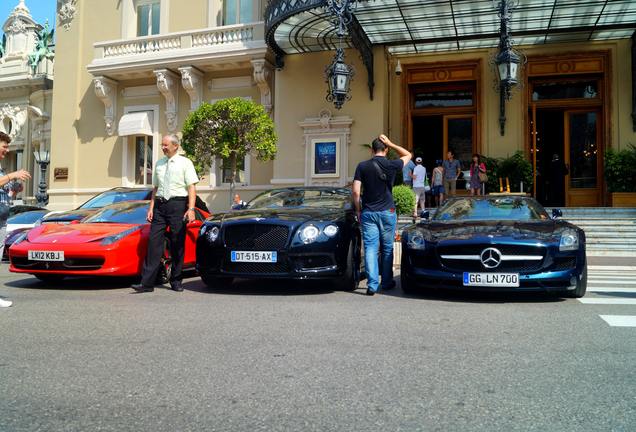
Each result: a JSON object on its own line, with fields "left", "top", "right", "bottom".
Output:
{"left": 196, "top": 187, "right": 361, "bottom": 291}
{"left": 400, "top": 196, "right": 587, "bottom": 297}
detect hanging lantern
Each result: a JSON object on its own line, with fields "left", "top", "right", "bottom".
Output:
{"left": 325, "top": 48, "right": 353, "bottom": 110}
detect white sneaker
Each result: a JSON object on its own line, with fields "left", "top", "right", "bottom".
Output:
{"left": 0, "top": 298, "right": 13, "bottom": 308}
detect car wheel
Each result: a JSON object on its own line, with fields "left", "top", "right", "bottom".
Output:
{"left": 335, "top": 239, "right": 360, "bottom": 291}
{"left": 200, "top": 274, "right": 233, "bottom": 289}
{"left": 35, "top": 274, "right": 65, "bottom": 283}
{"left": 156, "top": 249, "right": 172, "bottom": 285}
{"left": 565, "top": 261, "right": 587, "bottom": 298}
{"left": 400, "top": 252, "right": 416, "bottom": 295}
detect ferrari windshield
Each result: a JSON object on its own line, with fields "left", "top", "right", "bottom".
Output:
{"left": 433, "top": 197, "right": 550, "bottom": 221}
{"left": 80, "top": 189, "right": 151, "bottom": 209}
{"left": 247, "top": 188, "right": 351, "bottom": 210}
{"left": 83, "top": 202, "right": 149, "bottom": 224}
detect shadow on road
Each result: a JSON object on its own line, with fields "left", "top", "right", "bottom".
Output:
{"left": 4, "top": 276, "right": 135, "bottom": 291}
{"left": 184, "top": 277, "right": 336, "bottom": 296}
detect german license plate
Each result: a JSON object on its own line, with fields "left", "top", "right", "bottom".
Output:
{"left": 231, "top": 251, "right": 277, "bottom": 263}
{"left": 463, "top": 272, "right": 519, "bottom": 287}
{"left": 28, "top": 250, "right": 65, "bottom": 261}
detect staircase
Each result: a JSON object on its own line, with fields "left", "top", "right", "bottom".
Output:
{"left": 547, "top": 207, "right": 636, "bottom": 257}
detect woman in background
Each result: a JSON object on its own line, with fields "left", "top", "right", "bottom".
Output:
{"left": 469, "top": 153, "right": 487, "bottom": 196}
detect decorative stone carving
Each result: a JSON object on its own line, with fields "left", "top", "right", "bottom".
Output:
{"left": 251, "top": 59, "right": 273, "bottom": 115}
{"left": 178, "top": 66, "right": 203, "bottom": 112}
{"left": 57, "top": 0, "right": 77, "bottom": 31}
{"left": 319, "top": 109, "right": 332, "bottom": 130}
{"left": 0, "top": 103, "right": 25, "bottom": 140}
{"left": 154, "top": 69, "right": 179, "bottom": 132}
{"left": 93, "top": 76, "right": 118, "bottom": 136}
{"left": 6, "top": 17, "right": 26, "bottom": 34}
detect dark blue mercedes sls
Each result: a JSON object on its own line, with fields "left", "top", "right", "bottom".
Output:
{"left": 196, "top": 187, "right": 361, "bottom": 291}
{"left": 400, "top": 196, "right": 587, "bottom": 297}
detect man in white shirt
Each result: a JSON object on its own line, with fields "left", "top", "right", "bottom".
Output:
{"left": 412, "top": 157, "right": 427, "bottom": 218}
{"left": 132, "top": 134, "right": 199, "bottom": 293}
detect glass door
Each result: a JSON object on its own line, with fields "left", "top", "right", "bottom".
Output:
{"left": 564, "top": 110, "right": 601, "bottom": 206}
{"left": 444, "top": 115, "right": 475, "bottom": 191}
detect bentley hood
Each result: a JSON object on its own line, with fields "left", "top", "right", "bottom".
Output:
{"left": 212, "top": 208, "right": 345, "bottom": 225}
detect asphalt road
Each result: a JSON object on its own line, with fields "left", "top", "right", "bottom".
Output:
{"left": 1, "top": 265, "right": 634, "bottom": 432}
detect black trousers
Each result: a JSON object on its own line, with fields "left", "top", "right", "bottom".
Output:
{"left": 140, "top": 198, "right": 187, "bottom": 287}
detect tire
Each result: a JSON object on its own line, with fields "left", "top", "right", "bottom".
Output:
{"left": 400, "top": 252, "right": 416, "bottom": 295}
{"left": 35, "top": 274, "right": 65, "bottom": 283}
{"left": 156, "top": 249, "right": 172, "bottom": 285}
{"left": 335, "top": 239, "right": 360, "bottom": 291}
{"left": 564, "top": 261, "right": 587, "bottom": 298}
{"left": 200, "top": 274, "right": 234, "bottom": 289}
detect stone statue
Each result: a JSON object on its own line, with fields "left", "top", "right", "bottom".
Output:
{"left": 0, "top": 34, "right": 6, "bottom": 59}
{"left": 28, "top": 21, "right": 55, "bottom": 74}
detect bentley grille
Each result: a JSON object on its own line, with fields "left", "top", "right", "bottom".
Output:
{"left": 224, "top": 224, "right": 289, "bottom": 250}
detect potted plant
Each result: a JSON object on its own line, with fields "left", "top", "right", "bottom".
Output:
{"left": 605, "top": 145, "right": 636, "bottom": 207}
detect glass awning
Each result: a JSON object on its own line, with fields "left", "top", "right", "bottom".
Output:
{"left": 266, "top": 0, "right": 636, "bottom": 55}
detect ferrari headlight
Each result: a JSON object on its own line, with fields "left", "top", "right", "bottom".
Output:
{"left": 407, "top": 231, "right": 426, "bottom": 249}
{"left": 206, "top": 226, "right": 220, "bottom": 242}
{"left": 559, "top": 229, "right": 579, "bottom": 251}
{"left": 324, "top": 224, "right": 339, "bottom": 237}
{"left": 12, "top": 231, "right": 28, "bottom": 246}
{"left": 299, "top": 225, "right": 320, "bottom": 244}
{"left": 100, "top": 226, "right": 143, "bottom": 246}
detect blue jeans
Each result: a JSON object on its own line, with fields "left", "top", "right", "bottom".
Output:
{"left": 361, "top": 210, "right": 397, "bottom": 292}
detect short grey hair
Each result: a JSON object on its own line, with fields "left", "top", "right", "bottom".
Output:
{"left": 164, "top": 134, "right": 180, "bottom": 146}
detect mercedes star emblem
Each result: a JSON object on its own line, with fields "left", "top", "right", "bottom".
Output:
{"left": 480, "top": 247, "right": 502, "bottom": 269}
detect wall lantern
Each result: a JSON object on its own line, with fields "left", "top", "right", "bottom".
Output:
{"left": 494, "top": 0, "right": 524, "bottom": 136}
{"left": 33, "top": 147, "right": 50, "bottom": 207}
{"left": 324, "top": 0, "right": 355, "bottom": 110}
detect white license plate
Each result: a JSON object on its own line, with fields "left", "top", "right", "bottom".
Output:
{"left": 463, "top": 272, "right": 519, "bottom": 287}
{"left": 28, "top": 250, "right": 65, "bottom": 261}
{"left": 231, "top": 251, "right": 277, "bottom": 263}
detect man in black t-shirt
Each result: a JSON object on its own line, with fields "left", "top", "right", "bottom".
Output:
{"left": 352, "top": 134, "right": 412, "bottom": 296}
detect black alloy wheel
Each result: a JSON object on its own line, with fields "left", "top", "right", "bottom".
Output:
{"left": 564, "top": 261, "right": 587, "bottom": 298}
{"left": 335, "top": 239, "right": 360, "bottom": 291}
{"left": 156, "top": 247, "right": 172, "bottom": 285}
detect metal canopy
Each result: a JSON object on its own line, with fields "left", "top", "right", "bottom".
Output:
{"left": 265, "top": 0, "right": 636, "bottom": 56}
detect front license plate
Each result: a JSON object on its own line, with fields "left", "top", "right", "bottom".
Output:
{"left": 28, "top": 250, "right": 65, "bottom": 261}
{"left": 463, "top": 272, "right": 519, "bottom": 287}
{"left": 231, "top": 251, "right": 277, "bottom": 263}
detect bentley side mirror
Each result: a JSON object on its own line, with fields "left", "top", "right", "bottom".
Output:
{"left": 552, "top": 209, "right": 563, "bottom": 219}
{"left": 420, "top": 210, "right": 430, "bottom": 220}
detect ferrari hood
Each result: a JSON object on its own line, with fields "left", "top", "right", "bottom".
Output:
{"left": 27, "top": 223, "right": 141, "bottom": 245}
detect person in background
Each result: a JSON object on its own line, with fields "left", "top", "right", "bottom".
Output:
{"left": 442, "top": 150, "right": 461, "bottom": 197}
{"left": 402, "top": 155, "right": 415, "bottom": 188}
{"left": 231, "top": 193, "right": 246, "bottom": 210}
{"left": 0, "top": 132, "right": 31, "bottom": 308}
{"left": 132, "top": 134, "right": 199, "bottom": 293}
{"left": 412, "top": 157, "right": 427, "bottom": 220}
{"left": 352, "top": 134, "right": 411, "bottom": 296}
{"left": 431, "top": 159, "right": 445, "bottom": 207}
{"left": 469, "top": 153, "right": 487, "bottom": 196}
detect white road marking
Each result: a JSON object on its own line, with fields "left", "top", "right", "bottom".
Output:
{"left": 588, "top": 266, "right": 636, "bottom": 271}
{"left": 578, "top": 298, "right": 636, "bottom": 305}
{"left": 587, "top": 287, "right": 636, "bottom": 293}
{"left": 599, "top": 315, "right": 636, "bottom": 327}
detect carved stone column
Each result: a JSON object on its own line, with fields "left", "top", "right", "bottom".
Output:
{"left": 93, "top": 76, "right": 117, "bottom": 136}
{"left": 178, "top": 66, "right": 203, "bottom": 112}
{"left": 154, "top": 69, "right": 179, "bottom": 132}
{"left": 251, "top": 59, "right": 274, "bottom": 115}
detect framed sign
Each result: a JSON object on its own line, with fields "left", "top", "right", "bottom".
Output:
{"left": 311, "top": 138, "right": 339, "bottom": 178}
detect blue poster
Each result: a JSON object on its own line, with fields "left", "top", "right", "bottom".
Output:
{"left": 314, "top": 141, "right": 337, "bottom": 175}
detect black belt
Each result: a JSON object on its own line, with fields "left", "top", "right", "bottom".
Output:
{"left": 155, "top": 196, "right": 187, "bottom": 204}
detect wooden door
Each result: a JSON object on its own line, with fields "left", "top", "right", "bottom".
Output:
{"left": 564, "top": 109, "right": 602, "bottom": 206}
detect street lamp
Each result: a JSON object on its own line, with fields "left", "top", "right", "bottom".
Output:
{"left": 33, "top": 147, "right": 50, "bottom": 207}
{"left": 324, "top": 0, "right": 355, "bottom": 110}
{"left": 494, "top": 0, "right": 523, "bottom": 136}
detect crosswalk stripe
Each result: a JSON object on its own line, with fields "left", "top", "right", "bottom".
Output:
{"left": 599, "top": 315, "right": 636, "bottom": 327}
{"left": 578, "top": 298, "right": 636, "bottom": 305}
{"left": 588, "top": 266, "right": 636, "bottom": 271}
{"left": 587, "top": 287, "right": 636, "bottom": 293}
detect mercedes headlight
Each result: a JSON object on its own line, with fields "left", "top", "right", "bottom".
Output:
{"left": 559, "top": 229, "right": 579, "bottom": 251}
{"left": 299, "top": 225, "right": 320, "bottom": 244}
{"left": 100, "top": 226, "right": 143, "bottom": 246}
{"left": 407, "top": 231, "right": 426, "bottom": 250}
{"left": 323, "top": 224, "right": 339, "bottom": 237}
{"left": 12, "top": 231, "right": 28, "bottom": 246}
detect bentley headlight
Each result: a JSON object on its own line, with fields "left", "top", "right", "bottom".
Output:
{"left": 200, "top": 225, "right": 208, "bottom": 236}
{"left": 559, "top": 229, "right": 579, "bottom": 251}
{"left": 324, "top": 224, "right": 339, "bottom": 237}
{"left": 407, "top": 231, "right": 426, "bottom": 249}
{"left": 206, "top": 226, "right": 220, "bottom": 242}
{"left": 299, "top": 225, "right": 320, "bottom": 244}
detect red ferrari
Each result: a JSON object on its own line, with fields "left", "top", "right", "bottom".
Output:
{"left": 9, "top": 201, "right": 209, "bottom": 283}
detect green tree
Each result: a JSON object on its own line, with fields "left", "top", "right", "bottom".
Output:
{"left": 182, "top": 97, "right": 277, "bottom": 204}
